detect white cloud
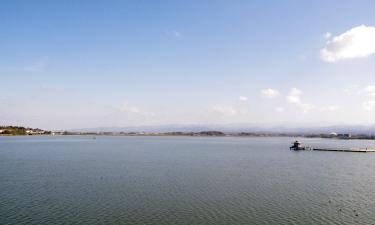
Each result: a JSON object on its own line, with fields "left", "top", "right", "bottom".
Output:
{"left": 300, "top": 103, "right": 314, "bottom": 113}
{"left": 211, "top": 106, "right": 237, "bottom": 116}
{"left": 239, "top": 96, "right": 248, "bottom": 102}
{"left": 320, "top": 25, "right": 375, "bottom": 62}
{"left": 345, "top": 85, "right": 375, "bottom": 97}
{"left": 320, "top": 105, "right": 339, "bottom": 112}
{"left": 261, "top": 88, "right": 280, "bottom": 98}
{"left": 324, "top": 32, "right": 332, "bottom": 39}
{"left": 275, "top": 107, "right": 285, "bottom": 112}
{"left": 363, "top": 100, "right": 375, "bottom": 111}
{"left": 286, "top": 88, "right": 314, "bottom": 113}
{"left": 344, "top": 85, "right": 375, "bottom": 112}
{"left": 119, "top": 103, "right": 155, "bottom": 117}
{"left": 344, "top": 84, "right": 360, "bottom": 96}
{"left": 286, "top": 88, "right": 302, "bottom": 103}
{"left": 363, "top": 85, "right": 375, "bottom": 97}
{"left": 120, "top": 104, "right": 140, "bottom": 113}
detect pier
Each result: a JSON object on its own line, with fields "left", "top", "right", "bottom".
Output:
{"left": 313, "top": 148, "right": 375, "bottom": 153}
{"left": 290, "top": 141, "right": 375, "bottom": 153}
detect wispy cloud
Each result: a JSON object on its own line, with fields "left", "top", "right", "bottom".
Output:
{"left": 344, "top": 84, "right": 375, "bottom": 112}
{"left": 286, "top": 88, "right": 314, "bottom": 113}
{"left": 363, "top": 100, "right": 375, "bottom": 111}
{"left": 261, "top": 88, "right": 280, "bottom": 98}
{"left": 344, "top": 84, "right": 361, "bottom": 96}
{"left": 363, "top": 85, "right": 375, "bottom": 97}
{"left": 23, "top": 61, "right": 47, "bottom": 72}
{"left": 239, "top": 96, "right": 248, "bottom": 102}
{"left": 344, "top": 84, "right": 375, "bottom": 97}
{"left": 211, "top": 105, "right": 238, "bottom": 117}
{"left": 119, "top": 103, "right": 155, "bottom": 117}
{"left": 320, "top": 25, "right": 375, "bottom": 62}
{"left": 300, "top": 104, "right": 314, "bottom": 113}
{"left": 319, "top": 105, "right": 339, "bottom": 112}
{"left": 275, "top": 107, "right": 285, "bottom": 112}
{"left": 5, "top": 60, "right": 48, "bottom": 73}
{"left": 286, "top": 88, "right": 302, "bottom": 103}
{"left": 166, "top": 30, "right": 181, "bottom": 38}
{"left": 39, "top": 84, "right": 64, "bottom": 92}
{"left": 323, "top": 32, "right": 332, "bottom": 39}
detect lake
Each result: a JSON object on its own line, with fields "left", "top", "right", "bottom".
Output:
{"left": 1, "top": 136, "right": 375, "bottom": 224}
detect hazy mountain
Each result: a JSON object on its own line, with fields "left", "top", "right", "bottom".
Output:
{"left": 69, "top": 124, "right": 375, "bottom": 135}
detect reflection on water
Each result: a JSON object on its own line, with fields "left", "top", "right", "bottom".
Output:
{"left": 1, "top": 136, "right": 375, "bottom": 225}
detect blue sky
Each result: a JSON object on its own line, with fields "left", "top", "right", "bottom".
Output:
{"left": 1, "top": 0, "right": 375, "bottom": 129}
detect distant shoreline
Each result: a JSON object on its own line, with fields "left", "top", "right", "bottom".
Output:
{"left": 3, "top": 132, "right": 375, "bottom": 140}
{"left": 2, "top": 126, "right": 375, "bottom": 140}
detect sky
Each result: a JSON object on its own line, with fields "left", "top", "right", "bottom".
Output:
{"left": 1, "top": 0, "right": 375, "bottom": 130}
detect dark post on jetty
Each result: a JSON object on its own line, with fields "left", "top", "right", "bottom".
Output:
{"left": 290, "top": 140, "right": 375, "bottom": 153}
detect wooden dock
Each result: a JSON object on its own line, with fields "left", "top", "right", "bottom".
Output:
{"left": 313, "top": 148, "right": 375, "bottom": 153}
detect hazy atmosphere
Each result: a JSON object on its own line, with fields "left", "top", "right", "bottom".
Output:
{"left": 2, "top": 0, "right": 375, "bottom": 130}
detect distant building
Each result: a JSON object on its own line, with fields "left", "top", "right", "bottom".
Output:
{"left": 26, "top": 130, "right": 45, "bottom": 135}
{"left": 337, "top": 133, "right": 351, "bottom": 138}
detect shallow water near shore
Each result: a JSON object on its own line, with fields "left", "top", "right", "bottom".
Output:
{"left": 1, "top": 136, "right": 375, "bottom": 225}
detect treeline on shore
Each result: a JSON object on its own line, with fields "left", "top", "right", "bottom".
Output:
{"left": 0, "top": 126, "right": 51, "bottom": 135}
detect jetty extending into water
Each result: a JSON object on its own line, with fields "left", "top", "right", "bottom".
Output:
{"left": 313, "top": 148, "right": 375, "bottom": 153}
{"left": 290, "top": 141, "right": 375, "bottom": 153}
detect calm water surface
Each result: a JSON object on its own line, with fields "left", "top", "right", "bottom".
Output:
{"left": 1, "top": 136, "right": 375, "bottom": 225}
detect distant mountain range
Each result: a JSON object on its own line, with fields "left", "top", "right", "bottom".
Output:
{"left": 68, "top": 124, "right": 375, "bottom": 135}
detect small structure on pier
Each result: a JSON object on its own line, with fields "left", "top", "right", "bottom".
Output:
{"left": 290, "top": 140, "right": 305, "bottom": 150}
